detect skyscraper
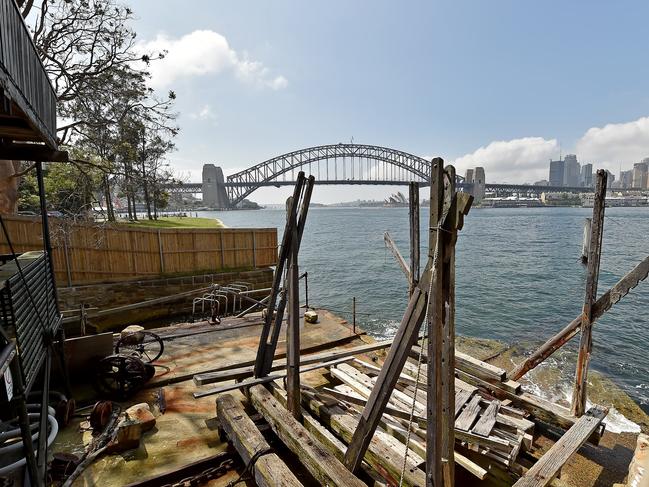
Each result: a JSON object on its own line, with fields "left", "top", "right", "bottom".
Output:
{"left": 632, "top": 161, "right": 648, "bottom": 189}
{"left": 605, "top": 170, "right": 615, "bottom": 188}
{"left": 620, "top": 170, "right": 633, "bottom": 188}
{"left": 549, "top": 160, "right": 564, "bottom": 186}
{"left": 580, "top": 163, "right": 593, "bottom": 187}
{"left": 563, "top": 154, "right": 580, "bottom": 187}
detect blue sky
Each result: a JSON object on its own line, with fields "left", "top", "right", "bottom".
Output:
{"left": 129, "top": 1, "right": 649, "bottom": 203}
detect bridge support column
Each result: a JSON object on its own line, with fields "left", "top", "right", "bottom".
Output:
{"left": 202, "top": 164, "right": 230, "bottom": 209}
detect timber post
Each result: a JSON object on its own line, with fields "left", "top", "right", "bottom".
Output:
{"left": 580, "top": 218, "right": 591, "bottom": 265}
{"left": 343, "top": 158, "right": 471, "bottom": 479}
{"left": 286, "top": 197, "right": 301, "bottom": 420}
{"left": 409, "top": 181, "right": 420, "bottom": 296}
{"left": 571, "top": 169, "right": 607, "bottom": 416}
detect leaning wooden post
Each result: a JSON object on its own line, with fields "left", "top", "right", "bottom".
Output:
{"left": 286, "top": 198, "right": 301, "bottom": 420}
{"left": 571, "top": 169, "right": 607, "bottom": 416}
{"left": 409, "top": 181, "right": 420, "bottom": 296}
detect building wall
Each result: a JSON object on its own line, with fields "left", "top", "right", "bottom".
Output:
{"left": 563, "top": 155, "right": 580, "bottom": 187}
{"left": 632, "top": 162, "right": 648, "bottom": 189}
{"left": 549, "top": 160, "right": 564, "bottom": 186}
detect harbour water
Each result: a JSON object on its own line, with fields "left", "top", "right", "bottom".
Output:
{"left": 200, "top": 206, "right": 649, "bottom": 412}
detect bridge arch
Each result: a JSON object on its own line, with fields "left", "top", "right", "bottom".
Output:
{"left": 226, "top": 143, "right": 433, "bottom": 206}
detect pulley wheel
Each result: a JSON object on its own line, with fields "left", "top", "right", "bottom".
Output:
{"left": 114, "top": 331, "right": 164, "bottom": 363}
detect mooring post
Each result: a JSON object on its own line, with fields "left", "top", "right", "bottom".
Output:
{"left": 571, "top": 169, "right": 607, "bottom": 416}
{"left": 286, "top": 198, "right": 301, "bottom": 420}
{"left": 409, "top": 181, "right": 420, "bottom": 296}
{"left": 352, "top": 296, "right": 356, "bottom": 333}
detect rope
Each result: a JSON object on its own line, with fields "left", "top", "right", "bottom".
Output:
{"left": 226, "top": 446, "right": 274, "bottom": 486}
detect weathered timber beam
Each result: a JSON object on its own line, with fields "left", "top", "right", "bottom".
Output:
{"left": 267, "top": 382, "right": 386, "bottom": 484}
{"left": 254, "top": 173, "right": 306, "bottom": 377}
{"left": 508, "top": 253, "right": 649, "bottom": 381}
{"left": 248, "top": 384, "right": 366, "bottom": 487}
{"left": 513, "top": 407, "right": 607, "bottom": 487}
{"left": 303, "top": 390, "right": 427, "bottom": 486}
{"left": 409, "top": 181, "right": 420, "bottom": 296}
{"left": 216, "top": 394, "right": 303, "bottom": 487}
{"left": 411, "top": 345, "right": 506, "bottom": 382}
{"left": 193, "top": 338, "right": 392, "bottom": 385}
{"left": 572, "top": 169, "right": 607, "bottom": 416}
{"left": 384, "top": 231, "right": 411, "bottom": 281}
{"left": 193, "top": 357, "right": 352, "bottom": 398}
{"left": 455, "top": 368, "right": 605, "bottom": 444}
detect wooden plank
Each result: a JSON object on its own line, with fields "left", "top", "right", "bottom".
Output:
{"left": 254, "top": 175, "right": 306, "bottom": 377}
{"left": 472, "top": 400, "right": 500, "bottom": 437}
{"left": 216, "top": 394, "right": 303, "bottom": 487}
{"left": 332, "top": 363, "right": 490, "bottom": 479}
{"left": 513, "top": 407, "right": 607, "bottom": 487}
{"left": 454, "top": 389, "right": 473, "bottom": 416}
{"left": 286, "top": 207, "right": 301, "bottom": 419}
{"left": 509, "top": 253, "right": 649, "bottom": 381}
{"left": 303, "top": 390, "right": 428, "bottom": 486}
{"left": 411, "top": 345, "right": 506, "bottom": 382}
{"left": 455, "top": 395, "right": 482, "bottom": 431}
{"left": 193, "top": 357, "right": 352, "bottom": 398}
{"left": 194, "top": 338, "right": 392, "bottom": 385}
{"left": 572, "top": 170, "right": 607, "bottom": 416}
{"left": 343, "top": 286, "right": 428, "bottom": 472}
{"left": 384, "top": 231, "right": 411, "bottom": 282}
{"left": 409, "top": 181, "right": 420, "bottom": 296}
{"left": 267, "top": 383, "right": 386, "bottom": 485}
{"left": 248, "top": 384, "right": 366, "bottom": 487}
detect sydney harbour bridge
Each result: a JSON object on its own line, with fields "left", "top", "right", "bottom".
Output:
{"left": 166, "top": 143, "right": 595, "bottom": 208}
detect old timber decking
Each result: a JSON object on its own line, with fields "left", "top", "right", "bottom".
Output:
{"left": 51, "top": 308, "right": 640, "bottom": 487}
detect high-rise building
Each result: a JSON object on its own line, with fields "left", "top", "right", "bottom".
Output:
{"left": 580, "top": 163, "right": 593, "bottom": 187}
{"left": 605, "top": 170, "right": 615, "bottom": 188}
{"left": 620, "top": 169, "right": 633, "bottom": 188}
{"left": 563, "top": 154, "right": 580, "bottom": 187}
{"left": 632, "top": 162, "right": 648, "bottom": 189}
{"left": 549, "top": 160, "right": 564, "bottom": 186}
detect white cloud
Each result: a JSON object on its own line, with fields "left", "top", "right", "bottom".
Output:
{"left": 190, "top": 104, "right": 216, "bottom": 121}
{"left": 454, "top": 137, "right": 558, "bottom": 183}
{"left": 576, "top": 116, "right": 649, "bottom": 169}
{"left": 139, "top": 30, "right": 288, "bottom": 90}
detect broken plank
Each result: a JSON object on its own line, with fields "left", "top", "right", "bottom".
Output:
{"left": 513, "top": 407, "right": 607, "bottom": 487}
{"left": 194, "top": 339, "right": 392, "bottom": 385}
{"left": 472, "top": 400, "right": 501, "bottom": 437}
{"left": 248, "top": 384, "right": 366, "bottom": 487}
{"left": 193, "top": 357, "right": 352, "bottom": 398}
{"left": 303, "top": 391, "right": 427, "bottom": 486}
{"left": 455, "top": 395, "right": 482, "bottom": 431}
{"left": 454, "top": 389, "right": 473, "bottom": 416}
{"left": 216, "top": 394, "right": 303, "bottom": 487}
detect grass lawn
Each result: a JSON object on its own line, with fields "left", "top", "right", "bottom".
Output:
{"left": 119, "top": 217, "right": 224, "bottom": 229}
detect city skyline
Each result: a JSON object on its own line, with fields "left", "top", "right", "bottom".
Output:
{"left": 125, "top": 1, "right": 649, "bottom": 204}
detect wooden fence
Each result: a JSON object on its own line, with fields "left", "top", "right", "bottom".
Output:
{"left": 0, "top": 216, "right": 278, "bottom": 287}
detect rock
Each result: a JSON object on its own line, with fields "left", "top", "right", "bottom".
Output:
{"left": 120, "top": 325, "right": 144, "bottom": 344}
{"left": 125, "top": 403, "right": 156, "bottom": 431}
{"left": 304, "top": 310, "right": 318, "bottom": 324}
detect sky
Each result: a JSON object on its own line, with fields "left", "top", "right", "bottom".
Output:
{"left": 128, "top": 1, "right": 649, "bottom": 204}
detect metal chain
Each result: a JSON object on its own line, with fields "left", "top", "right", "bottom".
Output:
{"left": 160, "top": 458, "right": 235, "bottom": 487}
